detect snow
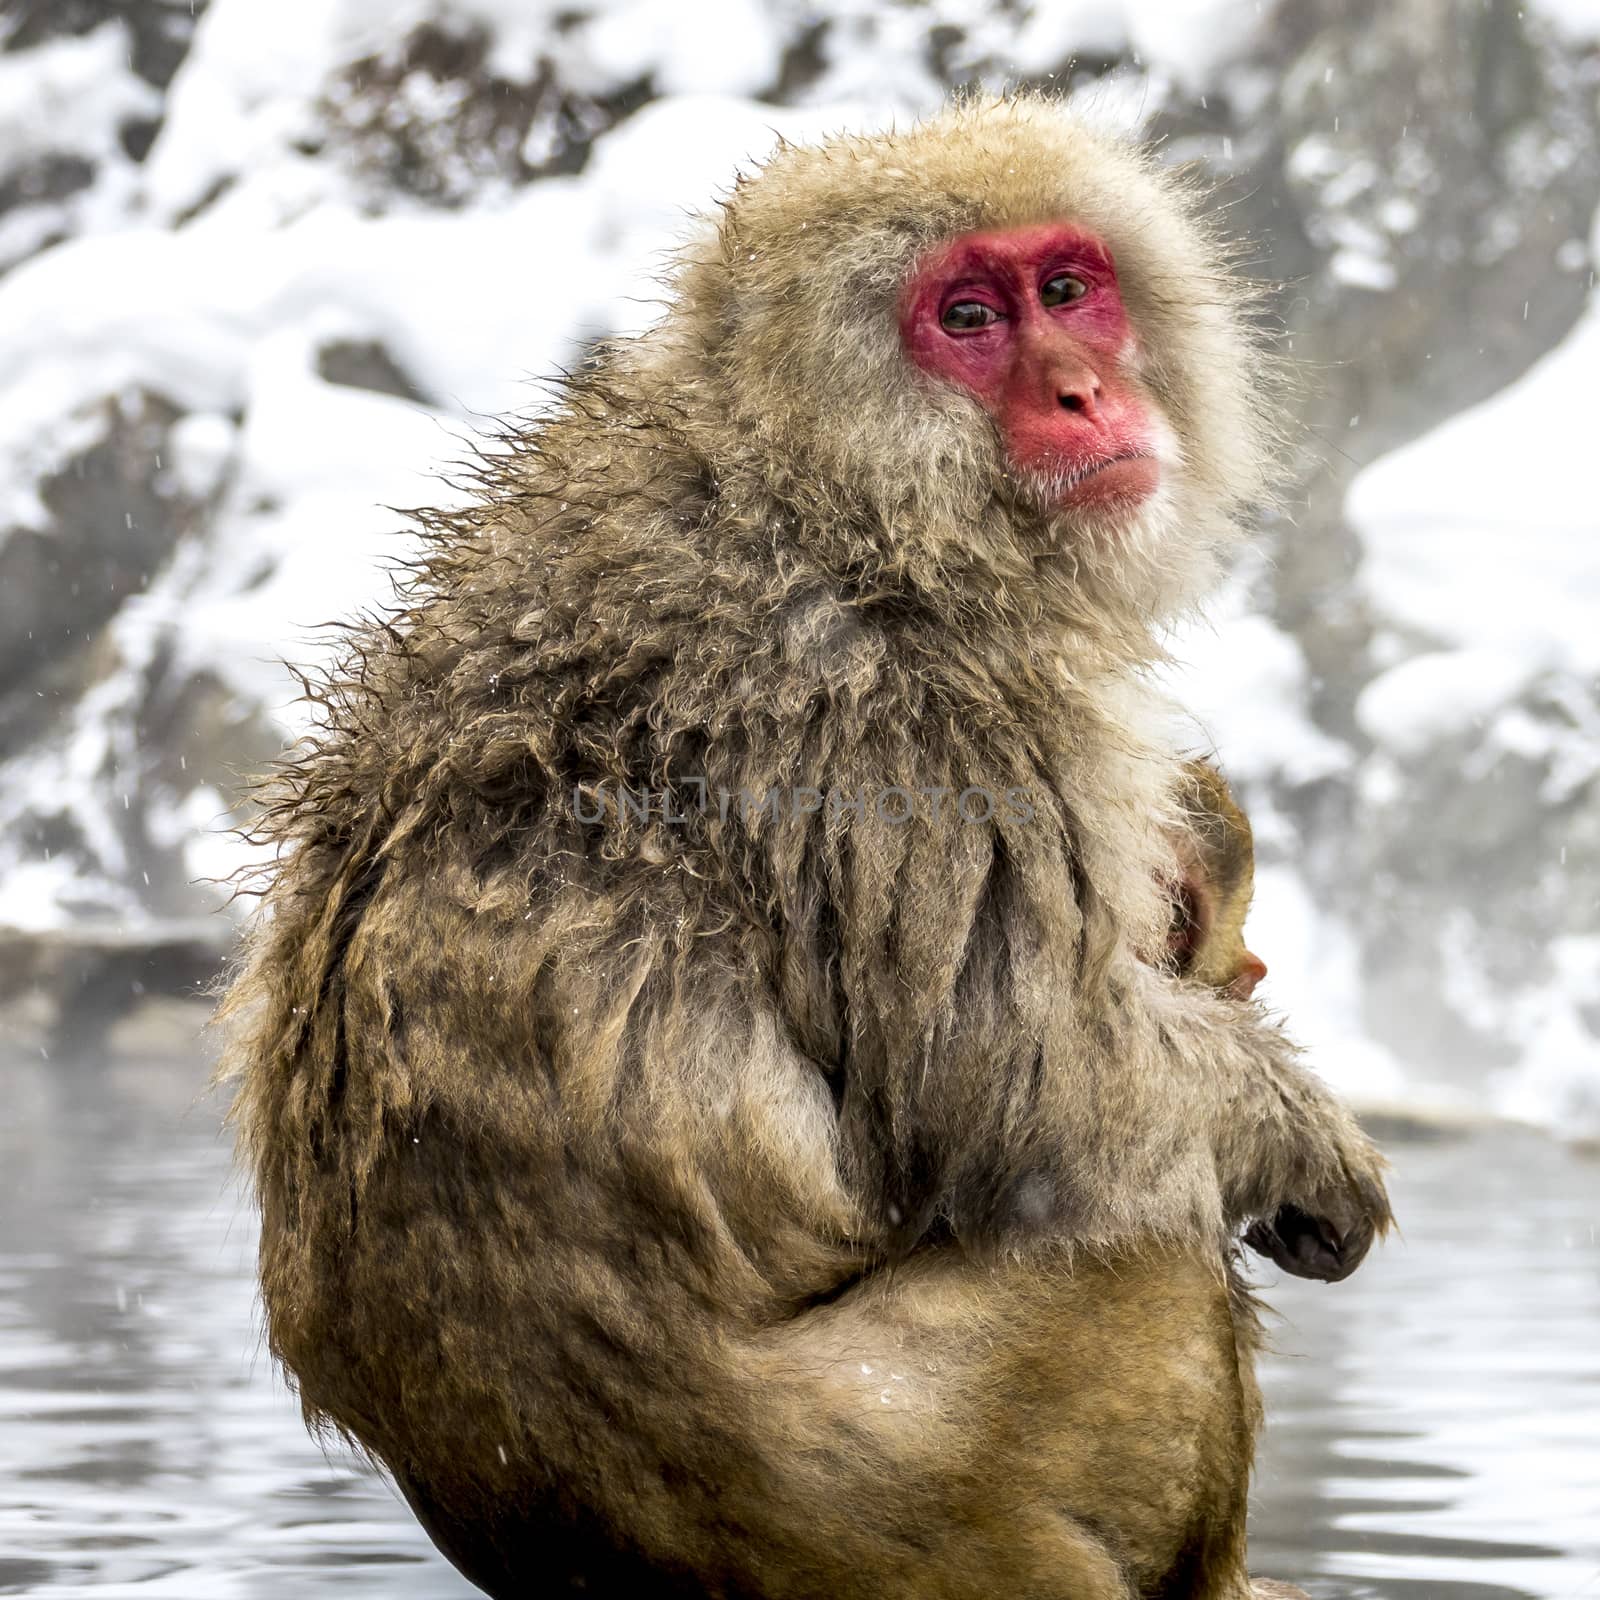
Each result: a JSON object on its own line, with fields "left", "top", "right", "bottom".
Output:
{"left": 1491, "top": 935, "right": 1600, "bottom": 1128}
{"left": 1164, "top": 568, "right": 1350, "bottom": 787}
{"left": 1534, "top": 0, "right": 1600, "bottom": 40}
{"left": 1340, "top": 196, "right": 1600, "bottom": 1131}
{"left": 0, "top": 8, "right": 926, "bottom": 947}
{"left": 1355, "top": 650, "right": 1541, "bottom": 760}
{"left": 1007, "top": 4, "right": 1128, "bottom": 75}
{"left": 1245, "top": 862, "right": 1413, "bottom": 1109}
{"left": 0, "top": 23, "right": 159, "bottom": 170}
{"left": 167, "top": 414, "right": 238, "bottom": 503}
{"left": 0, "top": 854, "right": 116, "bottom": 935}
{"left": 143, "top": 0, "right": 341, "bottom": 220}
{"left": 174, "top": 382, "right": 452, "bottom": 719}
{"left": 0, "top": 0, "right": 1593, "bottom": 1132}
{"left": 580, "top": 95, "right": 892, "bottom": 318}
{"left": 0, "top": 21, "right": 161, "bottom": 270}
{"left": 1349, "top": 256, "right": 1600, "bottom": 680}
{"left": 1121, "top": 0, "right": 1266, "bottom": 88}
{"left": 576, "top": 0, "right": 784, "bottom": 98}
{"left": 1329, "top": 249, "right": 1397, "bottom": 292}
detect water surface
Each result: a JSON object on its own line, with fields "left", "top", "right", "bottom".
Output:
{"left": 2, "top": 1050, "right": 1596, "bottom": 1597}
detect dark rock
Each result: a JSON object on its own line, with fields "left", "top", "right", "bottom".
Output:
{"left": 0, "top": 391, "right": 195, "bottom": 753}
{"left": 321, "top": 20, "right": 655, "bottom": 206}
{"left": 0, "top": 152, "right": 95, "bottom": 214}
{"left": 0, "top": 925, "right": 225, "bottom": 1061}
{"left": 1, "top": 0, "right": 207, "bottom": 91}
{"left": 316, "top": 338, "right": 435, "bottom": 405}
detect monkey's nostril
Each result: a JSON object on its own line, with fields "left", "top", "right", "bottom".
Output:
{"left": 1059, "top": 393, "right": 1086, "bottom": 412}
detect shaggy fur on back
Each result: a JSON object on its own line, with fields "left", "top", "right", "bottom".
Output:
{"left": 218, "top": 96, "right": 1381, "bottom": 1600}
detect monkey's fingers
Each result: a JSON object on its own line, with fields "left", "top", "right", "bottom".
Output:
{"left": 1244, "top": 1204, "right": 1376, "bottom": 1283}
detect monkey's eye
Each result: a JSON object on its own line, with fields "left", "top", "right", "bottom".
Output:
{"left": 1040, "top": 274, "right": 1089, "bottom": 307}
{"left": 940, "top": 301, "right": 1000, "bottom": 332}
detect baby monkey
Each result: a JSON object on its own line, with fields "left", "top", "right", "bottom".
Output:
{"left": 1167, "top": 761, "right": 1372, "bottom": 1286}
{"left": 1169, "top": 758, "right": 1269, "bottom": 1001}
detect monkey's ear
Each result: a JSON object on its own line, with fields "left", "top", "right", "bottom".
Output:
{"left": 1166, "top": 881, "right": 1199, "bottom": 967}
{"left": 1167, "top": 873, "right": 1212, "bottom": 974}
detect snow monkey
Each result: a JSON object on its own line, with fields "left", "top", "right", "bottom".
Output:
{"left": 1170, "top": 758, "right": 1269, "bottom": 1002}
{"left": 1165, "top": 759, "right": 1349, "bottom": 1286}
{"left": 220, "top": 98, "right": 1390, "bottom": 1599}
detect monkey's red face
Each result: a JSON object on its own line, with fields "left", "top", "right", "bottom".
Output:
{"left": 899, "top": 223, "right": 1161, "bottom": 514}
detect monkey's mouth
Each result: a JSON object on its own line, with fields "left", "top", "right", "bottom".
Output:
{"left": 1061, "top": 450, "right": 1160, "bottom": 508}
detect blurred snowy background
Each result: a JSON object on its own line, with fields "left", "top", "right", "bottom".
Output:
{"left": 0, "top": 0, "right": 1597, "bottom": 1138}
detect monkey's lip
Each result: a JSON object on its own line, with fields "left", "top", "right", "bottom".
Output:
{"left": 1064, "top": 451, "right": 1160, "bottom": 507}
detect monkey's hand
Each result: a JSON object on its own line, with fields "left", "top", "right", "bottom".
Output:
{"left": 1194, "top": 1012, "right": 1395, "bottom": 1283}
{"left": 1242, "top": 1118, "right": 1392, "bottom": 1283}
{"left": 1244, "top": 1199, "right": 1378, "bottom": 1283}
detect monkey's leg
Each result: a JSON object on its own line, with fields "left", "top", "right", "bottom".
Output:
{"left": 391, "top": 1473, "right": 520, "bottom": 1600}
{"left": 391, "top": 1469, "right": 713, "bottom": 1600}
{"left": 272, "top": 1140, "right": 1257, "bottom": 1598}
{"left": 351, "top": 1235, "right": 1227, "bottom": 1598}
{"left": 289, "top": 1128, "right": 1139, "bottom": 1599}
{"left": 395, "top": 1454, "right": 1134, "bottom": 1600}
{"left": 755, "top": 1243, "right": 1262, "bottom": 1600}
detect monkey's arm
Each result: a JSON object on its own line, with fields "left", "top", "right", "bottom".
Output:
{"left": 786, "top": 770, "right": 1390, "bottom": 1271}
{"left": 1133, "top": 973, "right": 1393, "bottom": 1281}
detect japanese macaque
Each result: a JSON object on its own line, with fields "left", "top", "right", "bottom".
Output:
{"left": 219, "top": 98, "right": 1389, "bottom": 1599}
{"left": 1171, "top": 758, "right": 1270, "bottom": 1001}
{"left": 1165, "top": 759, "right": 1374, "bottom": 1285}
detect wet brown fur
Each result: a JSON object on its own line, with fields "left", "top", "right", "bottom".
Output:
{"left": 218, "top": 98, "right": 1381, "bottom": 1598}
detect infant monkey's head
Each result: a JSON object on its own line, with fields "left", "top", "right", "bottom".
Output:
{"left": 1169, "top": 759, "right": 1268, "bottom": 1001}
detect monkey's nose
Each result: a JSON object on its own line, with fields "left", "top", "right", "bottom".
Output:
{"left": 1056, "top": 379, "right": 1102, "bottom": 419}
{"left": 1227, "top": 953, "right": 1268, "bottom": 1001}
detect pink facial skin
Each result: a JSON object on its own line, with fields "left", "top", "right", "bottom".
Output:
{"left": 899, "top": 223, "right": 1160, "bottom": 512}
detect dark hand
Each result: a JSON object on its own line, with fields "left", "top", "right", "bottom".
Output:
{"left": 1244, "top": 1200, "right": 1378, "bottom": 1283}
